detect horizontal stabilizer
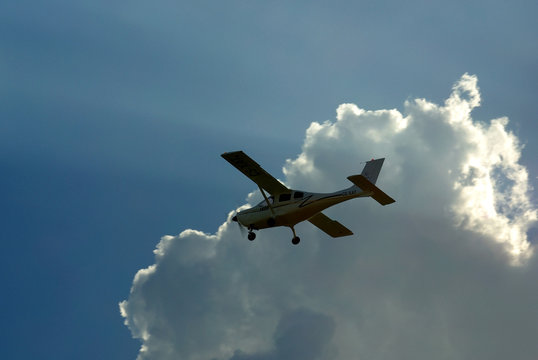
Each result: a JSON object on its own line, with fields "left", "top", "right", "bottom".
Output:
{"left": 308, "top": 212, "right": 353, "bottom": 238}
{"left": 347, "top": 174, "right": 395, "bottom": 206}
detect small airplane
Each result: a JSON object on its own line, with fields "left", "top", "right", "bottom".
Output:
{"left": 222, "top": 151, "right": 395, "bottom": 245}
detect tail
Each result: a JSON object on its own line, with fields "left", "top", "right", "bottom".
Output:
{"left": 347, "top": 158, "right": 395, "bottom": 206}
{"left": 360, "top": 158, "right": 385, "bottom": 184}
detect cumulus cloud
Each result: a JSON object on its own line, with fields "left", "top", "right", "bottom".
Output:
{"left": 120, "top": 74, "right": 538, "bottom": 360}
{"left": 229, "top": 308, "right": 336, "bottom": 360}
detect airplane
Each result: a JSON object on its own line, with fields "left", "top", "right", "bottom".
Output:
{"left": 222, "top": 151, "right": 395, "bottom": 245}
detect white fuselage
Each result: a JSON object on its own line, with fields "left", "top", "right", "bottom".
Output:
{"left": 236, "top": 185, "right": 371, "bottom": 230}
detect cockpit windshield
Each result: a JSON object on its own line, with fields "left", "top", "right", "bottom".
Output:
{"left": 256, "top": 196, "right": 274, "bottom": 207}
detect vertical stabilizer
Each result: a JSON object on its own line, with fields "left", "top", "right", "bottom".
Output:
{"left": 361, "top": 158, "right": 385, "bottom": 184}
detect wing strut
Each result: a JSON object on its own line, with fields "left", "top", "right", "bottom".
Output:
{"left": 259, "top": 185, "right": 276, "bottom": 216}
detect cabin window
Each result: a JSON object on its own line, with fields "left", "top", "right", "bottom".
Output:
{"left": 294, "top": 191, "right": 304, "bottom": 199}
{"left": 279, "top": 193, "right": 291, "bottom": 202}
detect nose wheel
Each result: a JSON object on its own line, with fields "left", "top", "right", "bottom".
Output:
{"left": 247, "top": 231, "right": 256, "bottom": 241}
{"left": 290, "top": 226, "right": 300, "bottom": 245}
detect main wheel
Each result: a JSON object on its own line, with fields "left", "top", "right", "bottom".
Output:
{"left": 291, "top": 236, "right": 300, "bottom": 245}
{"left": 248, "top": 232, "right": 256, "bottom": 241}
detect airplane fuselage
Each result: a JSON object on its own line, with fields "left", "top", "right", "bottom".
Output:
{"left": 236, "top": 186, "right": 372, "bottom": 230}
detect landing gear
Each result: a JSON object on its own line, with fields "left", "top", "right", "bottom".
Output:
{"left": 248, "top": 231, "right": 256, "bottom": 241}
{"left": 290, "top": 226, "right": 300, "bottom": 245}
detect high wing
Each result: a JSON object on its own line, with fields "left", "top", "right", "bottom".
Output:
{"left": 308, "top": 212, "right": 353, "bottom": 238}
{"left": 221, "top": 151, "right": 290, "bottom": 195}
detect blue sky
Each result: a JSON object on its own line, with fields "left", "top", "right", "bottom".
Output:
{"left": 1, "top": 1, "right": 537, "bottom": 359}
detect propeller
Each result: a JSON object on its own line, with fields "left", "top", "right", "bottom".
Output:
{"left": 231, "top": 212, "right": 246, "bottom": 237}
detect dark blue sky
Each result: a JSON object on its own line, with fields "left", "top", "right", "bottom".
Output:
{"left": 1, "top": 1, "right": 537, "bottom": 358}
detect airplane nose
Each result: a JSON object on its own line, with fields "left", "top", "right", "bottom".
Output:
{"left": 232, "top": 215, "right": 238, "bottom": 222}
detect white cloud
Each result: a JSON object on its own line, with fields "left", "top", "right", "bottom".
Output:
{"left": 120, "top": 74, "right": 538, "bottom": 360}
